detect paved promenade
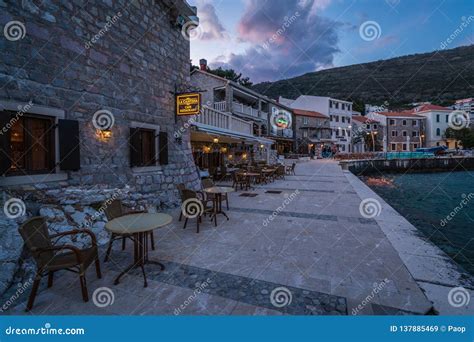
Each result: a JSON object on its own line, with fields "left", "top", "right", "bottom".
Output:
{"left": 6, "top": 160, "right": 472, "bottom": 315}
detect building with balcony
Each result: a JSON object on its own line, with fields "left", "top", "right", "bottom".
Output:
{"left": 280, "top": 95, "right": 353, "bottom": 153}
{"left": 292, "top": 109, "right": 332, "bottom": 155}
{"left": 351, "top": 116, "right": 382, "bottom": 153}
{"left": 190, "top": 61, "right": 295, "bottom": 171}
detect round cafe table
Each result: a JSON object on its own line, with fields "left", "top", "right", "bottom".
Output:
{"left": 105, "top": 213, "right": 172, "bottom": 287}
{"left": 203, "top": 186, "right": 234, "bottom": 225}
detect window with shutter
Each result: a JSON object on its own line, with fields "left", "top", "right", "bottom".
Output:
{"left": 129, "top": 128, "right": 157, "bottom": 167}
{"left": 58, "top": 119, "right": 81, "bottom": 171}
{"left": 3, "top": 113, "right": 56, "bottom": 175}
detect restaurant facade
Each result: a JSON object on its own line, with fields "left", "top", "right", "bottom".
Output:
{"left": 189, "top": 61, "right": 295, "bottom": 177}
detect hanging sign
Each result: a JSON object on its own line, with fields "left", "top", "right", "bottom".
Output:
{"left": 176, "top": 93, "right": 201, "bottom": 116}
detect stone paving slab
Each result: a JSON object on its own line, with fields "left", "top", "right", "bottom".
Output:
{"left": 3, "top": 160, "right": 439, "bottom": 316}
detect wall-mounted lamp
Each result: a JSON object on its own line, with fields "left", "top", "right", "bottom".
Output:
{"left": 96, "top": 129, "right": 112, "bottom": 142}
{"left": 259, "top": 144, "right": 264, "bottom": 149}
{"left": 242, "top": 153, "right": 247, "bottom": 159}
{"left": 220, "top": 147, "right": 227, "bottom": 153}
{"left": 213, "top": 138, "right": 219, "bottom": 143}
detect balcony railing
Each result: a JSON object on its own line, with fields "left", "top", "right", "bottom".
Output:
{"left": 232, "top": 102, "right": 259, "bottom": 118}
{"left": 194, "top": 105, "right": 253, "bottom": 136}
{"left": 213, "top": 101, "right": 226, "bottom": 112}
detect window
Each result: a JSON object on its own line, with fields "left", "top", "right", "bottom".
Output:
{"left": 348, "top": 105, "right": 351, "bottom": 111}
{"left": 342, "top": 104, "right": 345, "bottom": 110}
{"left": 347, "top": 118, "right": 350, "bottom": 124}
{"left": 412, "top": 120, "right": 417, "bottom": 126}
{"left": 402, "top": 144, "right": 407, "bottom": 151}
{"left": 391, "top": 143, "right": 396, "bottom": 151}
{"left": 436, "top": 114, "right": 440, "bottom": 123}
{"left": 445, "top": 115, "right": 449, "bottom": 123}
{"left": 330, "top": 115, "right": 333, "bottom": 121}
{"left": 303, "top": 130, "right": 308, "bottom": 138}
{"left": 389, "top": 119, "right": 395, "bottom": 125}
{"left": 335, "top": 116, "right": 339, "bottom": 122}
{"left": 329, "top": 101, "right": 333, "bottom": 109}
{"left": 342, "top": 117, "right": 345, "bottom": 123}
{"left": 366, "top": 124, "right": 370, "bottom": 130}
{"left": 412, "top": 131, "right": 418, "bottom": 137}
{"left": 414, "top": 143, "right": 418, "bottom": 149}
{"left": 402, "top": 120, "right": 407, "bottom": 126}
{"left": 303, "top": 117, "right": 308, "bottom": 125}
{"left": 138, "top": 129, "right": 156, "bottom": 166}
{"left": 373, "top": 124, "right": 377, "bottom": 129}
{"left": 402, "top": 131, "right": 407, "bottom": 137}
{"left": 335, "top": 102, "right": 339, "bottom": 109}
{"left": 391, "top": 130, "right": 398, "bottom": 137}
{"left": 8, "top": 115, "right": 55, "bottom": 175}
{"left": 436, "top": 128, "right": 441, "bottom": 136}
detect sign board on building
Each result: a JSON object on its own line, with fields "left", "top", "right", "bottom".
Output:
{"left": 176, "top": 93, "right": 201, "bottom": 116}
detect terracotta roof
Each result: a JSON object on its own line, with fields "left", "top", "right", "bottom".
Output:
{"left": 375, "top": 111, "right": 425, "bottom": 118}
{"left": 292, "top": 108, "right": 328, "bottom": 119}
{"left": 352, "top": 116, "right": 379, "bottom": 124}
{"left": 412, "top": 104, "right": 451, "bottom": 112}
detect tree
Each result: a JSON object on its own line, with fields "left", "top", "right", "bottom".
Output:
{"left": 444, "top": 127, "right": 474, "bottom": 148}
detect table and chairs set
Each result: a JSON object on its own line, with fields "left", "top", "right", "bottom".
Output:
{"left": 16, "top": 162, "right": 296, "bottom": 310}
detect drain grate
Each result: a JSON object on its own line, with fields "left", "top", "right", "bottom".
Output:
{"left": 265, "top": 190, "right": 282, "bottom": 194}
{"left": 239, "top": 193, "right": 258, "bottom": 197}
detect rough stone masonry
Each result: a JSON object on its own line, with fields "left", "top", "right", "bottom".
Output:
{"left": 0, "top": 0, "right": 201, "bottom": 298}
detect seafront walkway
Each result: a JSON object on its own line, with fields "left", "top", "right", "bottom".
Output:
{"left": 6, "top": 160, "right": 472, "bottom": 315}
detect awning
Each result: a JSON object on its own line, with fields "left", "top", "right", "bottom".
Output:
{"left": 191, "top": 124, "right": 274, "bottom": 145}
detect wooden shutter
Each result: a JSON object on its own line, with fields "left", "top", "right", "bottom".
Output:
{"left": 129, "top": 127, "right": 140, "bottom": 167}
{"left": 159, "top": 131, "right": 168, "bottom": 165}
{"left": 0, "top": 112, "right": 12, "bottom": 175}
{"left": 58, "top": 119, "right": 81, "bottom": 171}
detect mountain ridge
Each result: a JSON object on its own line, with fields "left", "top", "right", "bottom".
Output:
{"left": 252, "top": 45, "right": 474, "bottom": 107}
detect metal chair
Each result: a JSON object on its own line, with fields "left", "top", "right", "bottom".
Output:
{"left": 102, "top": 199, "right": 154, "bottom": 262}
{"left": 18, "top": 217, "right": 101, "bottom": 311}
{"left": 202, "top": 178, "right": 229, "bottom": 210}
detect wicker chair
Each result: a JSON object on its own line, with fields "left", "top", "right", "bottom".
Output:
{"left": 18, "top": 217, "right": 101, "bottom": 311}
{"left": 181, "top": 189, "right": 213, "bottom": 233}
{"left": 232, "top": 171, "right": 250, "bottom": 190}
{"left": 102, "top": 199, "right": 154, "bottom": 262}
{"left": 202, "top": 178, "right": 229, "bottom": 210}
{"left": 276, "top": 165, "right": 286, "bottom": 179}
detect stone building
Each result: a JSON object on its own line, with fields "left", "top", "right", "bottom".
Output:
{"left": 292, "top": 108, "right": 332, "bottom": 155}
{"left": 0, "top": 0, "right": 200, "bottom": 296}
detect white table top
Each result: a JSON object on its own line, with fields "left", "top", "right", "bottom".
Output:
{"left": 105, "top": 213, "right": 172, "bottom": 234}
{"left": 203, "top": 186, "right": 235, "bottom": 194}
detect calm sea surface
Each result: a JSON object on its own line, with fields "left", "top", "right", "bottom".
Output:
{"left": 362, "top": 171, "right": 474, "bottom": 276}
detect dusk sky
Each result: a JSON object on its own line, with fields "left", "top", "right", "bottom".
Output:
{"left": 188, "top": 0, "right": 474, "bottom": 83}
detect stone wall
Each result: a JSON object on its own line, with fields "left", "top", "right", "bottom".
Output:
{"left": 0, "top": 0, "right": 201, "bottom": 300}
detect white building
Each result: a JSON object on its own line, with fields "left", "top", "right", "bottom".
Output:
{"left": 454, "top": 98, "right": 474, "bottom": 123}
{"left": 412, "top": 104, "right": 458, "bottom": 148}
{"left": 280, "top": 95, "right": 353, "bottom": 153}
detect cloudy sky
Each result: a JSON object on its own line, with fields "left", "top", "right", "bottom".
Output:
{"left": 188, "top": 0, "right": 473, "bottom": 83}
